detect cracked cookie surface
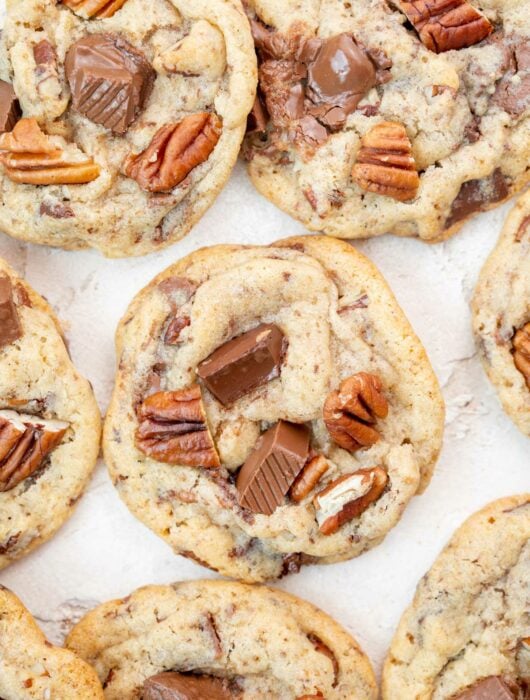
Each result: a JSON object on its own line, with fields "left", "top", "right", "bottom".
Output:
{"left": 382, "top": 495, "right": 530, "bottom": 699}
{"left": 66, "top": 579, "right": 377, "bottom": 699}
{"left": 472, "top": 190, "right": 530, "bottom": 437}
{"left": 244, "top": 0, "right": 530, "bottom": 242}
{"left": 103, "top": 235, "right": 444, "bottom": 582}
{"left": 0, "top": 258, "right": 101, "bottom": 569}
{"left": 0, "top": 0, "right": 256, "bottom": 256}
{"left": 0, "top": 586, "right": 104, "bottom": 699}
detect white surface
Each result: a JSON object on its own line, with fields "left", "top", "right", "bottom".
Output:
{"left": 0, "top": 4, "right": 528, "bottom": 680}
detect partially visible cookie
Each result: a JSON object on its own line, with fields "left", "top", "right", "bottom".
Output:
{"left": 0, "top": 258, "right": 101, "bottom": 568}
{"left": 103, "top": 235, "right": 444, "bottom": 582}
{"left": 244, "top": 0, "right": 530, "bottom": 242}
{"left": 0, "top": 0, "right": 256, "bottom": 256}
{"left": 382, "top": 495, "right": 530, "bottom": 699}
{"left": 0, "top": 586, "right": 104, "bottom": 699}
{"left": 472, "top": 191, "right": 530, "bottom": 436}
{"left": 66, "top": 579, "right": 377, "bottom": 699}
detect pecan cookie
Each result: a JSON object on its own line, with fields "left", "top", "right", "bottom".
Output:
{"left": 382, "top": 495, "right": 530, "bottom": 699}
{"left": 244, "top": 0, "right": 530, "bottom": 242}
{"left": 0, "top": 259, "right": 101, "bottom": 568}
{"left": 103, "top": 235, "right": 444, "bottom": 581}
{"left": 0, "top": 585, "right": 104, "bottom": 699}
{"left": 0, "top": 0, "right": 256, "bottom": 257}
{"left": 471, "top": 191, "right": 530, "bottom": 437}
{"left": 66, "top": 579, "right": 377, "bottom": 699}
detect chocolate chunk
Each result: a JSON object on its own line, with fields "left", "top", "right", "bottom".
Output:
{"left": 65, "top": 34, "right": 155, "bottom": 134}
{"left": 452, "top": 676, "right": 518, "bottom": 700}
{"left": 197, "top": 324, "right": 286, "bottom": 406}
{"left": 236, "top": 421, "right": 310, "bottom": 515}
{"left": 0, "top": 80, "right": 21, "bottom": 133}
{"left": 493, "top": 37, "right": 530, "bottom": 117}
{"left": 247, "top": 93, "right": 269, "bottom": 134}
{"left": 39, "top": 200, "right": 75, "bottom": 219}
{"left": 0, "top": 276, "right": 22, "bottom": 349}
{"left": 142, "top": 672, "right": 233, "bottom": 700}
{"left": 446, "top": 168, "right": 509, "bottom": 228}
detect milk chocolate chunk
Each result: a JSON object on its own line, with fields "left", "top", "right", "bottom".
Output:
{"left": 197, "top": 324, "right": 285, "bottom": 406}
{"left": 452, "top": 676, "right": 518, "bottom": 700}
{"left": 446, "top": 168, "right": 509, "bottom": 228}
{"left": 65, "top": 34, "right": 155, "bottom": 134}
{"left": 142, "top": 671, "right": 233, "bottom": 700}
{"left": 0, "top": 276, "right": 22, "bottom": 349}
{"left": 236, "top": 420, "right": 310, "bottom": 515}
{"left": 0, "top": 80, "right": 21, "bottom": 133}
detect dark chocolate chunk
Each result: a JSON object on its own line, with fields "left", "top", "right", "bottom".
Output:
{"left": 65, "top": 34, "right": 155, "bottom": 134}
{"left": 197, "top": 324, "right": 286, "bottom": 406}
{"left": 236, "top": 420, "right": 310, "bottom": 515}
{"left": 452, "top": 676, "right": 519, "bottom": 700}
{"left": 446, "top": 168, "right": 509, "bottom": 228}
{"left": 142, "top": 671, "right": 233, "bottom": 700}
{"left": 0, "top": 80, "right": 21, "bottom": 133}
{"left": 0, "top": 276, "right": 22, "bottom": 349}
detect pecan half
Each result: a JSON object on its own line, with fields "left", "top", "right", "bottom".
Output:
{"left": 62, "top": 0, "right": 128, "bottom": 18}
{"left": 323, "top": 372, "right": 388, "bottom": 452}
{"left": 0, "top": 410, "right": 69, "bottom": 492}
{"left": 289, "top": 455, "right": 330, "bottom": 503}
{"left": 0, "top": 118, "right": 100, "bottom": 185}
{"left": 398, "top": 0, "right": 493, "bottom": 53}
{"left": 135, "top": 385, "right": 220, "bottom": 468}
{"left": 352, "top": 121, "right": 419, "bottom": 201}
{"left": 513, "top": 322, "right": 530, "bottom": 389}
{"left": 314, "top": 467, "right": 388, "bottom": 535}
{"left": 123, "top": 113, "right": 222, "bottom": 193}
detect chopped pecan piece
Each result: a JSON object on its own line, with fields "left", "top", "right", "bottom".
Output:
{"left": 0, "top": 118, "right": 100, "bottom": 185}
{"left": 323, "top": 372, "right": 388, "bottom": 452}
{"left": 513, "top": 322, "right": 530, "bottom": 389}
{"left": 398, "top": 0, "right": 493, "bottom": 53}
{"left": 352, "top": 121, "right": 419, "bottom": 201}
{"left": 314, "top": 467, "right": 388, "bottom": 535}
{"left": 516, "top": 637, "right": 530, "bottom": 680}
{"left": 123, "top": 113, "right": 222, "bottom": 193}
{"left": 164, "top": 315, "right": 190, "bottom": 344}
{"left": 308, "top": 633, "right": 339, "bottom": 685}
{"left": 0, "top": 410, "right": 69, "bottom": 492}
{"left": 289, "top": 455, "right": 330, "bottom": 503}
{"left": 135, "top": 385, "right": 220, "bottom": 468}
{"left": 62, "top": 0, "right": 128, "bottom": 18}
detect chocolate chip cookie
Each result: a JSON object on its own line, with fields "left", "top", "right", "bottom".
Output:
{"left": 66, "top": 579, "right": 377, "bottom": 699}
{"left": 382, "top": 495, "right": 530, "bottom": 699}
{"left": 0, "top": 585, "right": 104, "bottom": 699}
{"left": 103, "top": 235, "right": 444, "bottom": 582}
{"left": 0, "top": 258, "right": 101, "bottom": 568}
{"left": 244, "top": 1, "right": 530, "bottom": 242}
{"left": 0, "top": 0, "right": 256, "bottom": 256}
{"left": 472, "top": 191, "right": 530, "bottom": 437}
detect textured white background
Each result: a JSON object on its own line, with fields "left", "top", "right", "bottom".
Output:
{"left": 0, "top": 3, "right": 528, "bottom": 682}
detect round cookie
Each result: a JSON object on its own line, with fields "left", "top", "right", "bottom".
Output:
{"left": 66, "top": 579, "right": 377, "bottom": 699}
{"left": 0, "top": 258, "right": 101, "bottom": 568}
{"left": 472, "top": 191, "right": 530, "bottom": 437}
{"left": 0, "top": 0, "right": 256, "bottom": 257}
{"left": 244, "top": 0, "right": 530, "bottom": 242}
{"left": 0, "top": 585, "right": 104, "bottom": 699}
{"left": 104, "top": 235, "right": 444, "bottom": 582}
{"left": 382, "top": 495, "right": 530, "bottom": 699}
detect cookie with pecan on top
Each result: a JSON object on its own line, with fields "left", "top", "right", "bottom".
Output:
{"left": 0, "top": 258, "right": 101, "bottom": 569}
{"left": 472, "top": 191, "right": 530, "bottom": 437}
{"left": 103, "top": 235, "right": 444, "bottom": 582}
{"left": 244, "top": 0, "right": 530, "bottom": 242}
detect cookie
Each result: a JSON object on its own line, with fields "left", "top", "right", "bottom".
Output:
{"left": 472, "top": 191, "right": 530, "bottom": 437}
{"left": 0, "top": 0, "right": 256, "bottom": 257}
{"left": 103, "top": 235, "right": 444, "bottom": 582}
{"left": 66, "top": 579, "right": 377, "bottom": 699}
{"left": 0, "top": 258, "right": 101, "bottom": 568}
{"left": 382, "top": 495, "right": 530, "bottom": 699}
{"left": 0, "top": 585, "right": 104, "bottom": 699}
{"left": 244, "top": 1, "right": 530, "bottom": 242}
